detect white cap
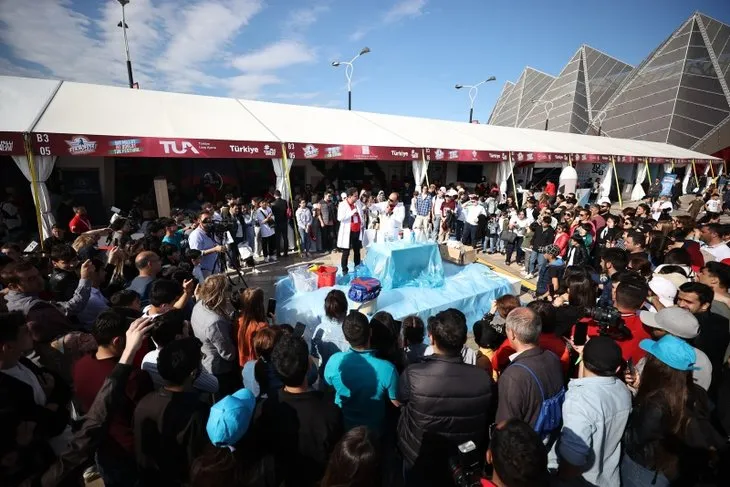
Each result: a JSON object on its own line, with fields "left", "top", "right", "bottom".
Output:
{"left": 439, "top": 186, "right": 446, "bottom": 193}
{"left": 340, "top": 192, "right": 347, "bottom": 200}
{"left": 639, "top": 307, "right": 699, "bottom": 339}
{"left": 597, "top": 197, "right": 611, "bottom": 205}
{"left": 648, "top": 275, "right": 678, "bottom": 308}
{"left": 447, "top": 189, "right": 458, "bottom": 196}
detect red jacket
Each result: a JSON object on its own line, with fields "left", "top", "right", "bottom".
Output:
{"left": 69, "top": 214, "right": 91, "bottom": 234}
{"left": 492, "top": 334, "right": 570, "bottom": 377}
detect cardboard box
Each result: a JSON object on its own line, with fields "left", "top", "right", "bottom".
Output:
{"left": 439, "top": 243, "right": 477, "bottom": 266}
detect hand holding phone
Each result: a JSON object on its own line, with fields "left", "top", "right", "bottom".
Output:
{"left": 267, "top": 298, "right": 277, "bottom": 317}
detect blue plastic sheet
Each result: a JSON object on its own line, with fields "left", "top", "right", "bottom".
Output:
{"left": 274, "top": 262, "right": 514, "bottom": 338}
{"left": 362, "top": 241, "right": 445, "bottom": 290}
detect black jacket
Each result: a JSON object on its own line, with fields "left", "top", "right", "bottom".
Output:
{"left": 397, "top": 355, "right": 494, "bottom": 481}
{"left": 48, "top": 268, "right": 79, "bottom": 302}
{"left": 694, "top": 310, "right": 730, "bottom": 396}
{"left": 531, "top": 225, "right": 555, "bottom": 250}
{"left": 270, "top": 198, "right": 288, "bottom": 227}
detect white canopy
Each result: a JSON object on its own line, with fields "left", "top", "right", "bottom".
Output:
{"left": 240, "top": 100, "right": 417, "bottom": 148}
{"left": 34, "top": 81, "right": 278, "bottom": 142}
{"left": 0, "top": 75, "right": 60, "bottom": 133}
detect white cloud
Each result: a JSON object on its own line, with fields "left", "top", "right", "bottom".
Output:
{"left": 0, "top": 0, "right": 315, "bottom": 98}
{"left": 231, "top": 40, "right": 316, "bottom": 72}
{"left": 282, "top": 3, "right": 330, "bottom": 32}
{"left": 349, "top": 0, "right": 427, "bottom": 41}
{"left": 383, "top": 0, "right": 427, "bottom": 23}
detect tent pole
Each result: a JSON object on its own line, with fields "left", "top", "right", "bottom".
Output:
{"left": 422, "top": 149, "right": 429, "bottom": 187}
{"left": 23, "top": 134, "right": 46, "bottom": 248}
{"left": 509, "top": 153, "right": 519, "bottom": 209}
{"left": 692, "top": 159, "right": 700, "bottom": 189}
{"left": 280, "top": 144, "right": 301, "bottom": 255}
{"left": 568, "top": 154, "right": 572, "bottom": 167}
{"left": 611, "top": 156, "right": 623, "bottom": 209}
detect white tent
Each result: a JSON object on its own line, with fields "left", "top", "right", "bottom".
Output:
{"left": 0, "top": 75, "right": 63, "bottom": 238}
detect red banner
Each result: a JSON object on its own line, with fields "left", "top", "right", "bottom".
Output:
{"left": 570, "top": 153, "right": 612, "bottom": 163}
{"left": 424, "top": 148, "right": 506, "bottom": 162}
{"left": 513, "top": 151, "right": 570, "bottom": 163}
{"left": 0, "top": 132, "right": 26, "bottom": 156}
{"left": 30, "top": 133, "right": 281, "bottom": 158}
{"left": 289, "top": 143, "right": 419, "bottom": 161}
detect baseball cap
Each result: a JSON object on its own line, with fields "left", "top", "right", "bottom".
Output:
{"left": 597, "top": 197, "right": 611, "bottom": 205}
{"left": 648, "top": 276, "right": 677, "bottom": 308}
{"left": 639, "top": 335, "right": 700, "bottom": 371}
{"left": 583, "top": 336, "right": 623, "bottom": 374}
{"left": 439, "top": 186, "right": 447, "bottom": 193}
{"left": 542, "top": 244, "right": 560, "bottom": 257}
{"left": 206, "top": 388, "right": 256, "bottom": 448}
{"left": 447, "top": 189, "right": 458, "bottom": 197}
{"left": 639, "top": 307, "right": 699, "bottom": 339}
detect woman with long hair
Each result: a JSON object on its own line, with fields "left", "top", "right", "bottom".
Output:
{"left": 622, "top": 335, "right": 724, "bottom": 487}
{"left": 321, "top": 426, "right": 382, "bottom": 487}
{"left": 237, "top": 287, "right": 270, "bottom": 366}
{"left": 554, "top": 222, "right": 570, "bottom": 258}
{"left": 191, "top": 274, "right": 239, "bottom": 396}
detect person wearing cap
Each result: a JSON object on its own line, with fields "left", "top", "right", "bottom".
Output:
{"left": 646, "top": 275, "right": 678, "bottom": 312}
{"left": 697, "top": 261, "right": 730, "bottom": 321}
{"left": 461, "top": 194, "right": 487, "bottom": 248}
{"left": 676, "top": 282, "right": 730, "bottom": 395}
{"left": 621, "top": 335, "right": 725, "bottom": 487}
{"left": 634, "top": 307, "right": 713, "bottom": 392}
{"left": 190, "top": 388, "right": 277, "bottom": 486}
{"left": 550, "top": 337, "right": 631, "bottom": 486}
{"left": 536, "top": 244, "right": 564, "bottom": 298}
{"left": 133, "top": 337, "right": 210, "bottom": 486}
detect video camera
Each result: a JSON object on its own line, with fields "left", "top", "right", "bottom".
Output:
{"left": 563, "top": 305, "right": 630, "bottom": 344}
{"left": 449, "top": 441, "right": 482, "bottom": 487}
{"left": 208, "top": 219, "right": 236, "bottom": 238}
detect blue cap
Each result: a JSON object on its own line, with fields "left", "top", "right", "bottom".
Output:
{"left": 639, "top": 335, "right": 700, "bottom": 372}
{"left": 206, "top": 388, "right": 256, "bottom": 447}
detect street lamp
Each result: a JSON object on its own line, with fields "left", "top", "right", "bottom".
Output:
{"left": 454, "top": 76, "right": 496, "bottom": 123}
{"left": 331, "top": 47, "right": 371, "bottom": 110}
{"left": 532, "top": 94, "right": 571, "bottom": 130}
{"left": 594, "top": 111, "right": 607, "bottom": 136}
{"left": 117, "top": 0, "right": 135, "bottom": 89}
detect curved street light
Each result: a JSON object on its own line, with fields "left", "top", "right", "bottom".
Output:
{"left": 117, "top": 0, "right": 135, "bottom": 88}
{"left": 532, "top": 94, "right": 570, "bottom": 131}
{"left": 332, "top": 47, "right": 371, "bottom": 110}
{"left": 455, "top": 76, "right": 496, "bottom": 123}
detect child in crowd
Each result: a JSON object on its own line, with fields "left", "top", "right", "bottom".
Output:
{"left": 295, "top": 199, "right": 313, "bottom": 257}
{"left": 497, "top": 210, "right": 509, "bottom": 253}
{"left": 473, "top": 319, "right": 506, "bottom": 380}
{"left": 485, "top": 214, "right": 500, "bottom": 254}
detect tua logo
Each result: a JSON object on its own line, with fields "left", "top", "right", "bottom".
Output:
{"left": 159, "top": 140, "right": 199, "bottom": 154}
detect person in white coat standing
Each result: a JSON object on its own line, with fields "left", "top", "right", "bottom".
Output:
{"left": 373, "top": 192, "right": 406, "bottom": 241}
{"left": 337, "top": 187, "right": 366, "bottom": 274}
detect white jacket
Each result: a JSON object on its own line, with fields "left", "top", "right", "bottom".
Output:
{"left": 373, "top": 201, "right": 405, "bottom": 238}
{"left": 336, "top": 200, "right": 366, "bottom": 249}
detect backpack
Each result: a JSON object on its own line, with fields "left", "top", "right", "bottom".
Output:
{"left": 511, "top": 362, "right": 565, "bottom": 437}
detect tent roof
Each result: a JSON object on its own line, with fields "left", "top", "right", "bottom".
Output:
{"left": 0, "top": 75, "right": 60, "bottom": 132}
{"left": 0, "top": 75, "right": 718, "bottom": 162}
{"left": 240, "top": 100, "right": 416, "bottom": 148}
{"left": 34, "top": 81, "right": 278, "bottom": 142}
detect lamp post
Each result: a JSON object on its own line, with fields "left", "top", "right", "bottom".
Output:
{"left": 117, "top": 0, "right": 135, "bottom": 89}
{"left": 455, "top": 76, "right": 496, "bottom": 123}
{"left": 594, "top": 112, "right": 607, "bottom": 136}
{"left": 332, "top": 47, "right": 371, "bottom": 110}
{"left": 532, "top": 99, "right": 554, "bottom": 131}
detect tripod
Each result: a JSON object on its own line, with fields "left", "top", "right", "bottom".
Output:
{"left": 212, "top": 235, "right": 248, "bottom": 291}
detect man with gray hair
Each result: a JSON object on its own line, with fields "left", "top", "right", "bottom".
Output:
{"left": 496, "top": 307, "right": 565, "bottom": 433}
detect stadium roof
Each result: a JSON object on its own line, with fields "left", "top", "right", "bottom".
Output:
{"left": 489, "top": 67, "right": 555, "bottom": 127}
{"left": 593, "top": 12, "right": 730, "bottom": 148}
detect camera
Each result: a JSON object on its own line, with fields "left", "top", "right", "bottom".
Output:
{"left": 448, "top": 441, "right": 482, "bottom": 487}
{"left": 208, "top": 219, "right": 236, "bottom": 237}
{"left": 583, "top": 306, "right": 630, "bottom": 340}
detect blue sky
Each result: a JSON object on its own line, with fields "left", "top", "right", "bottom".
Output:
{"left": 1, "top": 0, "right": 728, "bottom": 122}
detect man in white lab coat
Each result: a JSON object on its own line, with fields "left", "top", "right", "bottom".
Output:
{"left": 373, "top": 192, "right": 406, "bottom": 242}
{"left": 337, "top": 187, "right": 366, "bottom": 274}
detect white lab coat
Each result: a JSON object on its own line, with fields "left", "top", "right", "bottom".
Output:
{"left": 373, "top": 201, "right": 405, "bottom": 239}
{"left": 337, "top": 200, "right": 366, "bottom": 249}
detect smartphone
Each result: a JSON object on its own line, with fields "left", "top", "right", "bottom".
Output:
{"left": 294, "top": 322, "right": 306, "bottom": 338}
{"left": 267, "top": 298, "right": 277, "bottom": 316}
{"left": 626, "top": 358, "right": 636, "bottom": 376}
{"left": 573, "top": 322, "right": 588, "bottom": 346}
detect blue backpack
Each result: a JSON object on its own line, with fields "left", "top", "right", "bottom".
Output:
{"left": 511, "top": 363, "right": 565, "bottom": 437}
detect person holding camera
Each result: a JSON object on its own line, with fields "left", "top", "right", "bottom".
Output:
{"left": 188, "top": 211, "right": 226, "bottom": 277}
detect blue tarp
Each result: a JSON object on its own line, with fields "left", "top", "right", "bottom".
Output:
{"left": 274, "top": 262, "right": 514, "bottom": 338}
{"left": 362, "top": 241, "right": 445, "bottom": 290}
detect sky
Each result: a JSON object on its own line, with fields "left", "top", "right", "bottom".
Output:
{"left": 0, "top": 0, "right": 728, "bottom": 123}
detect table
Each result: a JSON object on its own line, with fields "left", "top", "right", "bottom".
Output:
{"left": 363, "top": 240, "right": 444, "bottom": 290}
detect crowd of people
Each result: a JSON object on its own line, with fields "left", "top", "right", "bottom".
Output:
{"left": 1, "top": 174, "right": 730, "bottom": 487}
